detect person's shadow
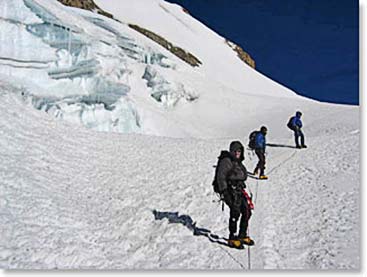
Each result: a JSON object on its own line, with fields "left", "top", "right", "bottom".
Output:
{"left": 266, "top": 143, "right": 296, "bottom": 149}
{"left": 152, "top": 210, "right": 229, "bottom": 247}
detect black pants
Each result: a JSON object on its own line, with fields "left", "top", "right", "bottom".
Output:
{"left": 225, "top": 189, "right": 252, "bottom": 238}
{"left": 255, "top": 149, "right": 266, "bottom": 176}
{"left": 294, "top": 129, "right": 305, "bottom": 147}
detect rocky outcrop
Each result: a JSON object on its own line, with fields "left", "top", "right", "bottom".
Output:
{"left": 56, "top": 0, "right": 113, "bottom": 19}
{"left": 56, "top": 1, "right": 201, "bottom": 67}
{"left": 182, "top": 7, "right": 190, "bottom": 15}
{"left": 129, "top": 24, "right": 202, "bottom": 67}
{"left": 226, "top": 39, "right": 255, "bottom": 69}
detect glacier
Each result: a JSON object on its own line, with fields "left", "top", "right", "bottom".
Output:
{"left": 0, "top": 0, "right": 360, "bottom": 270}
{"left": 0, "top": 0, "right": 197, "bottom": 134}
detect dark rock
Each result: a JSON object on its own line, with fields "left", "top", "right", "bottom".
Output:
{"left": 129, "top": 24, "right": 202, "bottom": 67}
{"left": 225, "top": 39, "right": 256, "bottom": 68}
{"left": 57, "top": 0, "right": 113, "bottom": 19}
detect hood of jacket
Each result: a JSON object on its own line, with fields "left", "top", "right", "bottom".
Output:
{"left": 229, "top": 141, "right": 245, "bottom": 161}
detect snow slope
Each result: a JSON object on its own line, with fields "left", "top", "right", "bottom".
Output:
{"left": 1, "top": 0, "right": 305, "bottom": 138}
{"left": 0, "top": 81, "right": 359, "bottom": 269}
{"left": 94, "top": 0, "right": 298, "bottom": 98}
{"left": 0, "top": 0, "right": 360, "bottom": 270}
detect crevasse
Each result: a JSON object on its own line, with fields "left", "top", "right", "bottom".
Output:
{"left": 0, "top": 0, "right": 197, "bottom": 134}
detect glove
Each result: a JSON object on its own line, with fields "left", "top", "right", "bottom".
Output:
{"left": 221, "top": 189, "right": 231, "bottom": 205}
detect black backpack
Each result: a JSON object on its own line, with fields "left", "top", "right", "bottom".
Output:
{"left": 287, "top": 116, "right": 295, "bottom": 130}
{"left": 248, "top": 130, "right": 259, "bottom": 150}
{"left": 212, "top": 151, "right": 232, "bottom": 194}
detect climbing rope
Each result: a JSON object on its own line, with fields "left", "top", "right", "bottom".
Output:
{"left": 246, "top": 147, "right": 297, "bottom": 270}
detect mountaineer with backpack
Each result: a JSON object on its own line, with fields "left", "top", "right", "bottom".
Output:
{"left": 287, "top": 111, "right": 307, "bottom": 149}
{"left": 213, "top": 141, "right": 254, "bottom": 249}
{"left": 249, "top": 126, "right": 268, "bottom": 180}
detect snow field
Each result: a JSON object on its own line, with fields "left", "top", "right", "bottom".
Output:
{"left": 0, "top": 0, "right": 360, "bottom": 270}
{"left": 0, "top": 84, "right": 360, "bottom": 269}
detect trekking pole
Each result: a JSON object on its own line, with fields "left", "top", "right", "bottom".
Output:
{"left": 254, "top": 180, "right": 259, "bottom": 204}
{"left": 247, "top": 225, "right": 251, "bottom": 270}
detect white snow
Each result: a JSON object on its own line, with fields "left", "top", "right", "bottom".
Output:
{"left": 0, "top": 0, "right": 361, "bottom": 271}
{"left": 0, "top": 0, "right": 304, "bottom": 137}
{"left": 94, "top": 0, "right": 300, "bottom": 98}
{"left": 0, "top": 80, "right": 360, "bottom": 270}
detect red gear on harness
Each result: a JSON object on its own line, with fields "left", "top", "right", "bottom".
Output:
{"left": 242, "top": 190, "right": 254, "bottom": 209}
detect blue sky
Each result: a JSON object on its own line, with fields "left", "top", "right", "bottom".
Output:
{"left": 166, "top": 0, "right": 359, "bottom": 105}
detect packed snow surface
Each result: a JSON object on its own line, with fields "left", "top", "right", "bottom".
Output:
{"left": 0, "top": 82, "right": 360, "bottom": 270}
{"left": 0, "top": 0, "right": 360, "bottom": 270}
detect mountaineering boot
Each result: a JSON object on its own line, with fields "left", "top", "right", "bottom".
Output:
{"left": 228, "top": 233, "right": 244, "bottom": 249}
{"left": 259, "top": 175, "right": 268, "bottom": 180}
{"left": 301, "top": 145, "right": 308, "bottom": 148}
{"left": 238, "top": 236, "right": 255, "bottom": 246}
{"left": 296, "top": 145, "right": 302, "bottom": 149}
{"left": 228, "top": 239, "right": 244, "bottom": 249}
{"left": 253, "top": 168, "right": 259, "bottom": 176}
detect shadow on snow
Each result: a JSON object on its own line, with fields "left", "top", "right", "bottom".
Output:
{"left": 152, "top": 210, "right": 229, "bottom": 247}
{"left": 266, "top": 143, "right": 297, "bottom": 149}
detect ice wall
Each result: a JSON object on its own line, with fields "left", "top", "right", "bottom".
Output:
{"left": 0, "top": 0, "right": 197, "bottom": 134}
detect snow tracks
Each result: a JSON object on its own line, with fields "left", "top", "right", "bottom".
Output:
{"left": 251, "top": 131, "right": 360, "bottom": 269}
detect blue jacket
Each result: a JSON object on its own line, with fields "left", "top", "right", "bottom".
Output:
{"left": 292, "top": 115, "right": 303, "bottom": 129}
{"left": 255, "top": 132, "right": 266, "bottom": 149}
